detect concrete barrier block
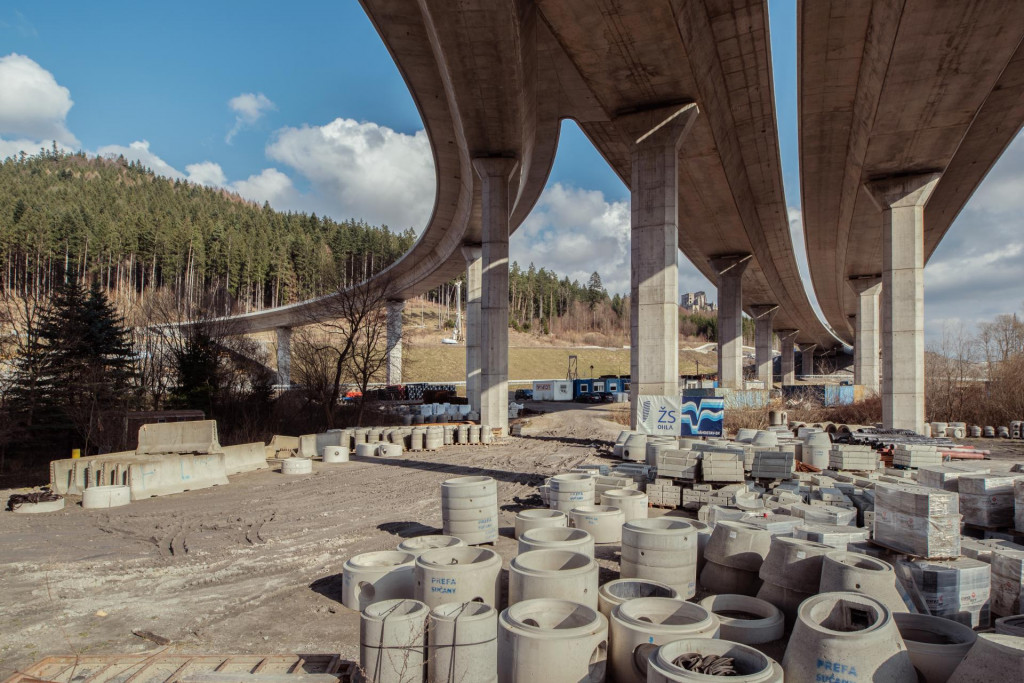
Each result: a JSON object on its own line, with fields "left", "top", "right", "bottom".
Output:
{"left": 220, "top": 442, "right": 269, "bottom": 474}
{"left": 265, "top": 434, "right": 299, "bottom": 459}
{"left": 50, "top": 451, "right": 134, "bottom": 494}
{"left": 137, "top": 419, "right": 220, "bottom": 455}
{"left": 298, "top": 434, "right": 318, "bottom": 458}
{"left": 125, "top": 453, "right": 229, "bottom": 499}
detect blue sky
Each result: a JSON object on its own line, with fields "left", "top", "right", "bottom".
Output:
{"left": 2, "top": 1, "right": 1021, "bottom": 343}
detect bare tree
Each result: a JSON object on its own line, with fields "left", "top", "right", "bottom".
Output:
{"left": 925, "top": 322, "right": 980, "bottom": 421}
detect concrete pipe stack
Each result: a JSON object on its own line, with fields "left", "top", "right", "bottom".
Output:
{"left": 428, "top": 601, "right": 498, "bottom": 683}
{"left": 620, "top": 518, "right": 698, "bottom": 599}
{"left": 517, "top": 527, "right": 594, "bottom": 558}
{"left": 600, "top": 488, "right": 648, "bottom": 522}
{"left": 609, "top": 598, "right": 720, "bottom": 683}
{"left": 441, "top": 475, "right": 498, "bottom": 545}
{"left": 497, "top": 599, "right": 608, "bottom": 683}
{"left": 819, "top": 551, "right": 909, "bottom": 614}
{"left": 568, "top": 505, "right": 625, "bottom": 543}
{"left": 508, "top": 549, "right": 598, "bottom": 608}
{"left": 597, "top": 578, "right": 679, "bottom": 619}
{"left": 700, "top": 521, "right": 772, "bottom": 596}
{"left": 457, "top": 424, "right": 470, "bottom": 443}
{"left": 468, "top": 425, "right": 481, "bottom": 444}
{"left": 414, "top": 546, "right": 501, "bottom": 608}
{"left": 513, "top": 509, "right": 567, "bottom": 539}
{"left": 548, "top": 473, "right": 595, "bottom": 513}
{"left": 342, "top": 550, "right": 415, "bottom": 611}
{"left": 647, "top": 638, "right": 783, "bottom": 682}
{"left": 756, "top": 537, "right": 833, "bottom": 623}
{"left": 359, "top": 598, "right": 428, "bottom": 683}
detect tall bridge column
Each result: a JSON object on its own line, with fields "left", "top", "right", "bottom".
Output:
{"left": 275, "top": 326, "right": 292, "bottom": 388}
{"left": 800, "top": 343, "right": 817, "bottom": 378}
{"left": 864, "top": 173, "right": 940, "bottom": 434}
{"left": 385, "top": 300, "right": 404, "bottom": 385}
{"left": 848, "top": 276, "right": 882, "bottom": 394}
{"left": 778, "top": 329, "right": 799, "bottom": 385}
{"left": 473, "top": 157, "right": 518, "bottom": 435}
{"left": 712, "top": 254, "right": 752, "bottom": 389}
{"left": 462, "top": 244, "right": 482, "bottom": 413}
{"left": 751, "top": 305, "right": 779, "bottom": 387}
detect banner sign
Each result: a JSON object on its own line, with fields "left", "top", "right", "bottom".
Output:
{"left": 680, "top": 395, "right": 725, "bottom": 437}
{"left": 636, "top": 395, "right": 683, "bottom": 436}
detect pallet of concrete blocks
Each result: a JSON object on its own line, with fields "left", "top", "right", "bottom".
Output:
{"left": 655, "top": 449, "right": 701, "bottom": 481}
{"left": 646, "top": 480, "right": 681, "bottom": 508}
{"left": 958, "top": 473, "right": 1023, "bottom": 528}
{"left": 873, "top": 483, "right": 961, "bottom": 558}
{"left": 990, "top": 548, "right": 1024, "bottom": 617}
{"left": 750, "top": 450, "right": 794, "bottom": 480}
{"left": 701, "top": 451, "right": 745, "bottom": 483}
{"left": 789, "top": 501, "right": 857, "bottom": 527}
{"left": 794, "top": 523, "right": 871, "bottom": 548}
{"left": 892, "top": 445, "right": 942, "bottom": 469}
{"left": 917, "top": 463, "right": 991, "bottom": 492}
{"left": 960, "top": 537, "right": 1024, "bottom": 564}
{"left": 743, "top": 513, "right": 804, "bottom": 536}
{"left": 828, "top": 444, "right": 879, "bottom": 471}
{"left": 591, "top": 475, "right": 637, "bottom": 497}
{"left": 810, "top": 487, "right": 853, "bottom": 508}
{"left": 681, "top": 487, "right": 708, "bottom": 510}
{"left": 902, "top": 556, "right": 991, "bottom": 628}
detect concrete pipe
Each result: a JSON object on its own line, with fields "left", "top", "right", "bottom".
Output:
{"left": 736, "top": 428, "right": 758, "bottom": 443}
{"left": 698, "top": 594, "right": 784, "bottom": 645}
{"left": 548, "top": 473, "right": 596, "bottom": 513}
{"left": 894, "top": 612, "right": 977, "bottom": 683}
{"left": 353, "top": 428, "right": 368, "bottom": 444}
{"left": 610, "top": 598, "right": 720, "bottom": 683}
{"left": 414, "top": 546, "right": 501, "bottom": 608}
{"left": 622, "top": 433, "right": 648, "bottom": 462}
{"left": 456, "top": 425, "right": 469, "bottom": 443}
{"left": 983, "top": 426, "right": 995, "bottom": 437}
{"left": 421, "top": 427, "right": 441, "bottom": 451}
{"left": 514, "top": 508, "right": 567, "bottom": 540}
{"left": 819, "top": 551, "right": 908, "bottom": 614}
{"left": 342, "top": 551, "right": 416, "bottom": 611}
{"left": 497, "top": 599, "right": 608, "bottom": 683}
{"left": 620, "top": 518, "right": 698, "bottom": 599}
{"left": 688, "top": 519, "right": 713, "bottom": 576}
{"left": 480, "top": 424, "right": 493, "bottom": 444}
{"left": 359, "top": 598, "right": 428, "bottom": 683}
{"left": 600, "top": 488, "right": 649, "bottom": 523}
{"left": 367, "top": 428, "right": 383, "bottom": 442}
{"left": 758, "top": 537, "right": 833, "bottom": 592}
{"left": 997, "top": 426, "right": 1010, "bottom": 438}
{"left": 441, "top": 475, "right": 498, "bottom": 545}
{"left": 401, "top": 414, "right": 413, "bottom": 426}
{"left": 969, "top": 425, "right": 982, "bottom": 437}
{"left": 397, "top": 535, "right": 464, "bottom": 557}
{"left": 751, "top": 430, "right": 778, "bottom": 448}
{"left": 947, "top": 633, "right": 1024, "bottom": 682}
{"left": 408, "top": 428, "right": 425, "bottom": 451}
{"left": 568, "top": 504, "right": 625, "bottom": 544}
{"left": 647, "top": 638, "right": 783, "bottom": 682}
{"left": 946, "top": 426, "right": 967, "bottom": 440}
{"left": 468, "top": 425, "right": 481, "bottom": 444}
{"left": 517, "top": 526, "right": 595, "bottom": 558}
{"left": 508, "top": 549, "right": 599, "bottom": 609}
{"left": 428, "top": 601, "right": 498, "bottom": 683}
{"left": 597, "top": 578, "right": 679, "bottom": 619}
{"left": 442, "top": 425, "right": 455, "bottom": 445}
{"left": 703, "top": 521, "right": 772, "bottom": 573}
{"left": 377, "top": 443, "right": 403, "bottom": 458}
{"left": 931, "top": 422, "right": 949, "bottom": 437}
{"left": 754, "top": 582, "right": 814, "bottom": 626}
{"left": 699, "top": 560, "right": 763, "bottom": 597}
{"left": 281, "top": 458, "right": 313, "bottom": 475}
{"left": 994, "top": 615, "right": 1024, "bottom": 636}
{"left": 81, "top": 485, "right": 131, "bottom": 509}
{"left": 768, "top": 410, "right": 784, "bottom": 427}
{"left": 354, "top": 442, "right": 377, "bottom": 458}
{"left": 783, "top": 592, "right": 916, "bottom": 682}
{"left": 804, "top": 432, "right": 832, "bottom": 470}
{"left": 322, "top": 446, "right": 350, "bottom": 463}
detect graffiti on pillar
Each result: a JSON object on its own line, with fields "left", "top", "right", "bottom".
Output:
{"left": 636, "top": 395, "right": 683, "bottom": 436}
{"left": 680, "top": 396, "right": 724, "bottom": 437}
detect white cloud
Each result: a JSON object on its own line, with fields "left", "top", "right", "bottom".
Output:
{"left": 226, "top": 92, "right": 275, "bottom": 143}
{"left": 229, "top": 167, "right": 296, "bottom": 205}
{"left": 184, "top": 160, "right": 226, "bottom": 186}
{"left": 0, "top": 53, "right": 77, "bottom": 145}
{"left": 95, "top": 140, "right": 185, "bottom": 179}
{"left": 267, "top": 118, "right": 435, "bottom": 231}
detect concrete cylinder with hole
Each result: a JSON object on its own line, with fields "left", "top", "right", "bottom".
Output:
{"left": 601, "top": 488, "right": 649, "bottom": 522}
{"left": 354, "top": 442, "right": 377, "bottom": 458}
{"left": 497, "top": 599, "right": 608, "bottom": 683}
{"left": 281, "top": 458, "right": 313, "bottom": 475}
{"left": 441, "top": 475, "right": 498, "bottom": 545}
{"left": 428, "top": 601, "right": 498, "bottom": 683}
{"left": 783, "top": 592, "right": 916, "bottom": 682}
{"left": 359, "top": 598, "right": 428, "bottom": 683}
{"left": 597, "top": 578, "right": 679, "bottom": 619}
{"left": 517, "top": 526, "right": 595, "bottom": 558}
{"left": 622, "top": 433, "right": 648, "bottom": 462}
{"left": 342, "top": 551, "right": 416, "bottom": 611}
{"left": 698, "top": 594, "right": 784, "bottom": 645}
{"left": 894, "top": 612, "right": 976, "bottom": 683}
{"left": 442, "top": 425, "right": 455, "bottom": 445}
{"left": 804, "top": 432, "right": 832, "bottom": 470}
{"left": 514, "top": 508, "right": 567, "bottom": 539}
{"left": 620, "top": 518, "right": 698, "bottom": 598}
{"left": 569, "top": 504, "right": 625, "bottom": 543}
{"left": 414, "top": 546, "right": 501, "bottom": 608}
{"left": 610, "top": 598, "right": 720, "bottom": 683}
{"left": 397, "top": 535, "right": 464, "bottom": 558}
{"left": 508, "top": 549, "right": 598, "bottom": 608}
{"left": 948, "top": 633, "right": 1024, "bottom": 682}
{"left": 548, "top": 473, "right": 596, "bottom": 512}
{"left": 688, "top": 519, "right": 713, "bottom": 576}
{"left": 408, "top": 428, "right": 425, "bottom": 451}
{"left": 647, "top": 637, "right": 782, "bottom": 682}
{"left": 819, "top": 551, "right": 908, "bottom": 614}
{"left": 480, "top": 424, "right": 493, "bottom": 444}
{"left": 646, "top": 439, "right": 677, "bottom": 467}
{"left": 456, "top": 424, "right": 469, "bottom": 443}
{"left": 378, "top": 443, "right": 403, "bottom": 458}
{"left": 322, "top": 446, "right": 349, "bottom": 463}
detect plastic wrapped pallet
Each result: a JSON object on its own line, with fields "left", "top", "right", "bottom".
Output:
{"left": 961, "top": 537, "right": 1024, "bottom": 564}
{"left": 990, "top": 549, "right": 1024, "bottom": 617}
{"left": 789, "top": 501, "right": 857, "bottom": 527}
{"left": 1017, "top": 479, "right": 1024, "bottom": 532}
{"left": 795, "top": 523, "right": 871, "bottom": 548}
{"left": 917, "top": 464, "right": 992, "bottom": 492}
{"left": 750, "top": 450, "right": 794, "bottom": 479}
{"left": 903, "top": 556, "right": 991, "bottom": 628}
{"left": 892, "top": 446, "right": 942, "bottom": 469}
{"left": 958, "top": 474, "right": 1021, "bottom": 528}
{"left": 873, "top": 483, "right": 961, "bottom": 558}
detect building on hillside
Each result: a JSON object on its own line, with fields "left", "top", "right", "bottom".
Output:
{"left": 681, "top": 291, "right": 716, "bottom": 313}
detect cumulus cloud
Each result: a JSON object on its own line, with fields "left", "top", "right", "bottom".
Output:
{"left": 0, "top": 53, "right": 77, "bottom": 145}
{"left": 226, "top": 92, "right": 275, "bottom": 143}
{"left": 267, "top": 118, "right": 435, "bottom": 231}
{"left": 184, "top": 160, "right": 226, "bottom": 186}
{"left": 96, "top": 140, "right": 185, "bottom": 179}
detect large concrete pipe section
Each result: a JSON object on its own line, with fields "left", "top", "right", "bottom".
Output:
{"left": 517, "top": 527, "right": 594, "bottom": 558}
{"left": 342, "top": 551, "right": 416, "bottom": 612}
{"left": 782, "top": 592, "right": 916, "bottom": 682}
{"left": 497, "top": 599, "right": 608, "bottom": 683}
{"left": 397, "top": 535, "right": 464, "bottom": 558}
{"left": 359, "top": 598, "right": 428, "bottom": 683}
{"left": 620, "top": 518, "right": 698, "bottom": 599}
{"left": 622, "top": 433, "right": 648, "bottom": 462}
{"left": 819, "top": 551, "right": 908, "bottom": 614}
{"left": 441, "top": 475, "right": 498, "bottom": 545}
{"left": 756, "top": 537, "right": 833, "bottom": 624}
{"left": 647, "top": 638, "right": 783, "bottom": 682}
{"left": 81, "top": 484, "right": 131, "bottom": 509}
{"left": 597, "top": 579, "right": 679, "bottom": 619}
{"left": 698, "top": 595, "right": 784, "bottom": 645}
{"left": 281, "top": 458, "right": 312, "bottom": 475}
{"left": 601, "top": 489, "right": 648, "bottom": 523}
{"left": 894, "top": 612, "right": 977, "bottom": 683}
{"left": 948, "top": 633, "right": 1024, "bottom": 682}
{"left": 609, "top": 598, "right": 720, "bottom": 683}
{"left": 508, "top": 549, "right": 599, "bottom": 609}
{"left": 513, "top": 509, "right": 566, "bottom": 540}
{"left": 414, "top": 546, "right": 501, "bottom": 608}
{"left": 548, "top": 473, "right": 595, "bottom": 512}
{"left": 700, "top": 521, "right": 772, "bottom": 596}
{"left": 428, "top": 601, "right": 498, "bottom": 683}
{"left": 568, "top": 505, "right": 625, "bottom": 544}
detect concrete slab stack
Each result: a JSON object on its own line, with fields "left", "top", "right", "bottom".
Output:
{"left": 958, "top": 474, "right": 1022, "bottom": 528}
{"left": 874, "top": 483, "right": 961, "bottom": 558}
{"left": 750, "top": 451, "right": 794, "bottom": 480}
{"left": 702, "top": 452, "right": 745, "bottom": 483}
{"left": 892, "top": 445, "right": 942, "bottom": 469}
{"left": 918, "top": 464, "right": 992, "bottom": 492}
{"left": 828, "top": 445, "right": 879, "bottom": 471}
{"left": 654, "top": 450, "right": 700, "bottom": 481}
{"left": 789, "top": 502, "right": 857, "bottom": 527}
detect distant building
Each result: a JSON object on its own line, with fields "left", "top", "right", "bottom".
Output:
{"left": 681, "top": 291, "right": 716, "bottom": 313}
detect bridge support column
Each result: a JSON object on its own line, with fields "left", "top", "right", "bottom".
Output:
{"left": 864, "top": 173, "right": 940, "bottom": 434}
{"left": 614, "top": 104, "right": 699, "bottom": 426}
{"left": 462, "top": 244, "right": 482, "bottom": 413}
{"left": 473, "top": 157, "right": 518, "bottom": 435}
{"left": 751, "top": 305, "right": 778, "bottom": 387}
{"left": 386, "top": 300, "right": 404, "bottom": 385}
{"left": 778, "top": 329, "right": 799, "bottom": 385}
{"left": 800, "top": 343, "right": 817, "bottom": 378}
{"left": 711, "top": 254, "right": 753, "bottom": 389}
{"left": 848, "top": 276, "right": 882, "bottom": 394}
{"left": 275, "top": 327, "right": 292, "bottom": 388}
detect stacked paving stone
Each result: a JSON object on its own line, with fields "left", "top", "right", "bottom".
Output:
{"left": 646, "top": 479, "right": 681, "bottom": 507}
{"left": 701, "top": 452, "right": 745, "bottom": 483}
{"left": 893, "top": 445, "right": 942, "bottom": 468}
{"left": 828, "top": 444, "right": 879, "bottom": 471}
{"left": 750, "top": 450, "right": 794, "bottom": 480}
{"left": 917, "top": 463, "right": 992, "bottom": 491}
{"left": 874, "top": 483, "right": 961, "bottom": 558}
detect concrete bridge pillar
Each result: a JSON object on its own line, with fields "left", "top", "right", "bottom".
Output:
{"left": 275, "top": 326, "right": 292, "bottom": 388}
{"left": 386, "top": 300, "right": 404, "bottom": 385}
{"left": 800, "top": 343, "right": 817, "bottom": 378}
{"left": 751, "top": 305, "right": 779, "bottom": 387}
{"left": 848, "top": 276, "right": 882, "bottom": 394}
{"left": 711, "top": 254, "right": 753, "bottom": 389}
{"left": 864, "top": 173, "right": 940, "bottom": 434}
{"left": 778, "top": 329, "right": 800, "bottom": 385}
{"left": 614, "top": 103, "right": 699, "bottom": 427}
{"left": 472, "top": 157, "right": 518, "bottom": 435}
{"left": 462, "top": 244, "right": 482, "bottom": 412}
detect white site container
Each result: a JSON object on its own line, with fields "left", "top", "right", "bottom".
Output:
{"left": 601, "top": 488, "right": 649, "bottom": 522}
{"left": 414, "top": 546, "right": 501, "bottom": 608}
{"left": 548, "top": 473, "right": 596, "bottom": 512}
{"left": 552, "top": 380, "right": 573, "bottom": 401}
{"left": 647, "top": 638, "right": 783, "bottom": 682}
{"left": 428, "top": 601, "right": 498, "bottom": 683}
{"left": 517, "top": 527, "right": 595, "bottom": 558}
{"left": 609, "top": 598, "right": 720, "bottom": 683}
{"left": 508, "top": 549, "right": 599, "bottom": 609}
{"left": 441, "top": 475, "right": 498, "bottom": 545}
{"left": 514, "top": 508, "right": 567, "bottom": 539}
{"left": 359, "top": 598, "right": 428, "bottom": 683}
{"left": 621, "top": 518, "right": 698, "bottom": 598}
{"left": 569, "top": 504, "right": 625, "bottom": 544}
{"left": 342, "top": 550, "right": 415, "bottom": 612}
{"left": 497, "top": 599, "right": 608, "bottom": 683}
